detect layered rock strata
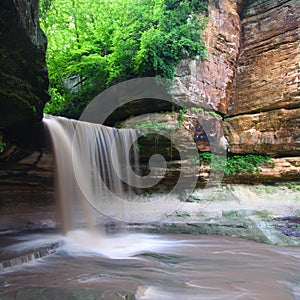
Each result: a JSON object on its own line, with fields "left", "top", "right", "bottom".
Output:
{"left": 172, "top": 0, "right": 300, "bottom": 179}
{"left": 224, "top": 108, "right": 300, "bottom": 156}
{"left": 226, "top": 0, "right": 300, "bottom": 157}
{"left": 172, "top": 0, "right": 242, "bottom": 114}
{"left": 1, "top": 0, "right": 299, "bottom": 197}
{"left": 229, "top": 0, "right": 300, "bottom": 115}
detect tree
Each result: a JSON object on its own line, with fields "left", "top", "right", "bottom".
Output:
{"left": 39, "top": 0, "right": 208, "bottom": 118}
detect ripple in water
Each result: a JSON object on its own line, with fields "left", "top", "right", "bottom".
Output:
{"left": 59, "top": 230, "right": 188, "bottom": 259}
{"left": 0, "top": 232, "right": 300, "bottom": 300}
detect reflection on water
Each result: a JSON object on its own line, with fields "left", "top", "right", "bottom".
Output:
{"left": 0, "top": 231, "right": 300, "bottom": 300}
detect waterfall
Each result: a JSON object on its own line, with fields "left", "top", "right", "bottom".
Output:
{"left": 43, "top": 114, "right": 139, "bottom": 233}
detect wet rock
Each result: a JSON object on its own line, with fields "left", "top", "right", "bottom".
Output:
{"left": 0, "top": 149, "right": 54, "bottom": 232}
{"left": 274, "top": 216, "right": 300, "bottom": 238}
{"left": 0, "top": 150, "right": 54, "bottom": 191}
{"left": 162, "top": 183, "right": 300, "bottom": 246}
{"left": 0, "top": 286, "right": 134, "bottom": 300}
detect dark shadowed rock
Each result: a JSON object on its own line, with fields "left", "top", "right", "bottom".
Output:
{"left": 0, "top": 0, "right": 49, "bottom": 129}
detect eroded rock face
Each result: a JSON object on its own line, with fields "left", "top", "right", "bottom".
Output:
{"left": 230, "top": 157, "right": 300, "bottom": 183}
{"left": 125, "top": 112, "right": 226, "bottom": 156}
{"left": 224, "top": 108, "right": 300, "bottom": 156}
{"left": 225, "top": 0, "right": 300, "bottom": 157}
{"left": 172, "top": 0, "right": 242, "bottom": 114}
{"left": 1, "top": 0, "right": 299, "bottom": 196}
{"left": 170, "top": 0, "right": 300, "bottom": 180}
{"left": 229, "top": 0, "right": 300, "bottom": 115}
{"left": 0, "top": 0, "right": 49, "bottom": 128}
{"left": 0, "top": 150, "right": 53, "bottom": 191}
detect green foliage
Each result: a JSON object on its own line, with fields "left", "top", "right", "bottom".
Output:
{"left": 287, "top": 183, "right": 300, "bottom": 191}
{"left": 192, "top": 152, "right": 273, "bottom": 175}
{"left": 179, "top": 107, "right": 223, "bottom": 120}
{"left": 0, "top": 138, "right": 6, "bottom": 153}
{"left": 135, "top": 0, "right": 208, "bottom": 78}
{"left": 32, "top": 105, "right": 37, "bottom": 114}
{"left": 39, "top": 0, "right": 208, "bottom": 118}
{"left": 206, "top": 111, "right": 223, "bottom": 119}
{"left": 39, "top": 0, "right": 53, "bottom": 19}
{"left": 226, "top": 154, "right": 273, "bottom": 175}
{"left": 44, "top": 88, "right": 66, "bottom": 115}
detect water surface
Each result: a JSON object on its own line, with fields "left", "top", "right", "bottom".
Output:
{"left": 0, "top": 231, "right": 299, "bottom": 299}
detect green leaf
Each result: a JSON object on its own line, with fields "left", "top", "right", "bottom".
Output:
{"left": 40, "top": 0, "right": 208, "bottom": 118}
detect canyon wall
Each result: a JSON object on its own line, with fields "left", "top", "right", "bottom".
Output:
{"left": 225, "top": 0, "right": 300, "bottom": 157}
{"left": 173, "top": 0, "right": 300, "bottom": 181}
{"left": 224, "top": 0, "right": 300, "bottom": 180}
{"left": 0, "top": 0, "right": 49, "bottom": 128}
{"left": 0, "top": 0, "right": 52, "bottom": 200}
{"left": 173, "top": 0, "right": 242, "bottom": 114}
{"left": 0, "top": 0, "right": 299, "bottom": 194}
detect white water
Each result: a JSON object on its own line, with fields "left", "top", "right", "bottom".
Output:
{"left": 44, "top": 114, "right": 141, "bottom": 232}
{"left": 60, "top": 230, "right": 184, "bottom": 259}
{"left": 43, "top": 114, "right": 182, "bottom": 227}
{"left": 1, "top": 232, "right": 300, "bottom": 299}
{"left": 31, "top": 115, "right": 300, "bottom": 300}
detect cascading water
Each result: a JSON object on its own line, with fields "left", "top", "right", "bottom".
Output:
{"left": 1, "top": 115, "right": 300, "bottom": 299}
{"left": 43, "top": 114, "right": 139, "bottom": 233}
{"left": 43, "top": 113, "right": 185, "bottom": 232}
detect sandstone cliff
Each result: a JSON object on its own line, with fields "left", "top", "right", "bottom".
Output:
{"left": 172, "top": 0, "right": 242, "bottom": 114}
{"left": 173, "top": 0, "right": 300, "bottom": 181}
{"left": 1, "top": 0, "right": 299, "bottom": 191}
{"left": 225, "top": 0, "right": 300, "bottom": 180}
{"left": 225, "top": 0, "right": 300, "bottom": 157}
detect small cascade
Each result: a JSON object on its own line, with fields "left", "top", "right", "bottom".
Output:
{"left": 43, "top": 114, "right": 139, "bottom": 233}
{"left": 0, "top": 241, "right": 61, "bottom": 271}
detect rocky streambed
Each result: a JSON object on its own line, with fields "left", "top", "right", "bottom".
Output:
{"left": 1, "top": 183, "right": 299, "bottom": 247}
{"left": 131, "top": 183, "right": 300, "bottom": 247}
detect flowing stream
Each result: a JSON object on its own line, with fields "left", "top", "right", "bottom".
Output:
{"left": 0, "top": 231, "right": 300, "bottom": 299}
{"left": 0, "top": 115, "right": 299, "bottom": 299}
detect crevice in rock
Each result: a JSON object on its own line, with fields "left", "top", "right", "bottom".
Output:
{"left": 242, "top": 29, "right": 299, "bottom": 52}
{"left": 227, "top": 104, "right": 300, "bottom": 118}
{"left": 240, "top": 0, "right": 292, "bottom": 18}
